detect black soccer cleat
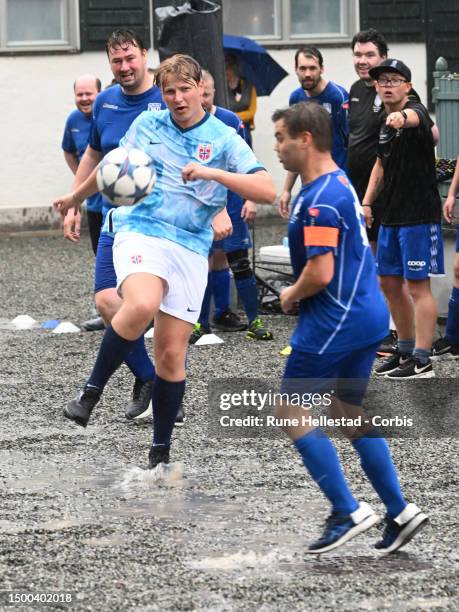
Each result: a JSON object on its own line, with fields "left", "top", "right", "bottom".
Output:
{"left": 212, "top": 308, "right": 247, "bottom": 332}
{"left": 175, "top": 405, "right": 186, "bottom": 427}
{"left": 64, "top": 386, "right": 101, "bottom": 427}
{"left": 82, "top": 316, "right": 106, "bottom": 332}
{"left": 125, "top": 378, "right": 154, "bottom": 420}
{"left": 148, "top": 445, "right": 170, "bottom": 469}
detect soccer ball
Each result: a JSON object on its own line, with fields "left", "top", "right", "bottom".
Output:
{"left": 96, "top": 147, "right": 156, "bottom": 206}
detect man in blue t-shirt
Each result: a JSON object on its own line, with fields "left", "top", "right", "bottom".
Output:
{"left": 60, "top": 29, "right": 165, "bottom": 421}
{"left": 279, "top": 46, "right": 349, "bottom": 219}
{"left": 62, "top": 74, "right": 105, "bottom": 331}
{"left": 272, "top": 102, "right": 427, "bottom": 555}
{"left": 62, "top": 74, "right": 103, "bottom": 255}
{"left": 55, "top": 54, "right": 276, "bottom": 470}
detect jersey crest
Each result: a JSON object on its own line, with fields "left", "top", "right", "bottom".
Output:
{"left": 322, "top": 102, "right": 332, "bottom": 114}
{"left": 197, "top": 143, "right": 212, "bottom": 162}
{"left": 147, "top": 102, "right": 162, "bottom": 112}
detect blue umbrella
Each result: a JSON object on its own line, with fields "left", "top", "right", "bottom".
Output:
{"left": 223, "top": 34, "right": 288, "bottom": 96}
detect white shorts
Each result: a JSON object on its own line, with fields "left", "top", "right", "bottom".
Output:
{"left": 113, "top": 232, "right": 208, "bottom": 324}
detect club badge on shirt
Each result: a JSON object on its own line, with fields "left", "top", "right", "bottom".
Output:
{"left": 197, "top": 143, "right": 212, "bottom": 162}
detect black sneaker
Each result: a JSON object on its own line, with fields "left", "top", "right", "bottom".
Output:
{"left": 148, "top": 446, "right": 170, "bottom": 469}
{"left": 246, "top": 317, "right": 273, "bottom": 341}
{"left": 375, "top": 503, "right": 429, "bottom": 553}
{"left": 377, "top": 330, "right": 398, "bottom": 355}
{"left": 306, "top": 502, "right": 380, "bottom": 554}
{"left": 212, "top": 309, "right": 247, "bottom": 332}
{"left": 432, "top": 336, "right": 459, "bottom": 360}
{"left": 82, "top": 316, "right": 105, "bottom": 332}
{"left": 189, "top": 323, "right": 211, "bottom": 345}
{"left": 125, "top": 378, "right": 154, "bottom": 420}
{"left": 175, "top": 405, "right": 186, "bottom": 427}
{"left": 64, "top": 386, "right": 101, "bottom": 427}
{"left": 386, "top": 357, "right": 434, "bottom": 379}
{"left": 374, "top": 352, "right": 410, "bottom": 376}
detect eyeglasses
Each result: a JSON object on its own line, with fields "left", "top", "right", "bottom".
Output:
{"left": 377, "top": 78, "right": 407, "bottom": 87}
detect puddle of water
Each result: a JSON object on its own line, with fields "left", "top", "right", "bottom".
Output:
{"left": 119, "top": 464, "right": 184, "bottom": 490}
{"left": 188, "top": 550, "right": 283, "bottom": 571}
{"left": 81, "top": 535, "right": 127, "bottom": 547}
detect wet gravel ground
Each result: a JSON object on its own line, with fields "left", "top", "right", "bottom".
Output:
{"left": 0, "top": 230, "right": 458, "bottom": 611}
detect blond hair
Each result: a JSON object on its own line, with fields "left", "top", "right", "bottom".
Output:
{"left": 155, "top": 54, "right": 202, "bottom": 89}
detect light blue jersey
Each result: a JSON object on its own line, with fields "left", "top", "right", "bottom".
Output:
{"left": 110, "top": 110, "right": 263, "bottom": 257}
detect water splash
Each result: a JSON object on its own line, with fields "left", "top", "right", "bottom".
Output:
{"left": 119, "top": 463, "right": 184, "bottom": 490}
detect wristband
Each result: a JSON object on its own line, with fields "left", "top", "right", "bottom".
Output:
{"left": 362, "top": 204, "right": 372, "bottom": 208}
{"left": 400, "top": 110, "right": 408, "bottom": 125}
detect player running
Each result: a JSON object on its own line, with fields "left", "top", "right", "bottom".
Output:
{"left": 273, "top": 102, "right": 428, "bottom": 554}
{"left": 54, "top": 54, "right": 276, "bottom": 469}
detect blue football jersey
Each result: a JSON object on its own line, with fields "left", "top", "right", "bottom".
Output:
{"left": 90, "top": 84, "right": 165, "bottom": 217}
{"left": 289, "top": 82, "right": 349, "bottom": 170}
{"left": 214, "top": 106, "right": 247, "bottom": 217}
{"left": 288, "top": 170, "right": 388, "bottom": 353}
{"left": 61, "top": 109, "right": 102, "bottom": 213}
{"left": 110, "top": 110, "right": 264, "bottom": 257}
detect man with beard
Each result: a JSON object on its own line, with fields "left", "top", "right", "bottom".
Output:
{"left": 279, "top": 46, "right": 348, "bottom": 218}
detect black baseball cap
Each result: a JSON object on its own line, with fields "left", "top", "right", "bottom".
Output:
{"left": 369, "top": 58, "right": 412, "bottom": 82}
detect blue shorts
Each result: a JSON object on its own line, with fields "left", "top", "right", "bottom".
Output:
{"left": 377, "top": 223, "right": 444, "bottom": 280}
{"left": 212, "top": 203, "right": 252, "bottom": 253}
{"left": 94, "top": 232, "right": 116, "bottom": 293}
{"left": 282, "top": 343, "right": 379, "bottom": 406}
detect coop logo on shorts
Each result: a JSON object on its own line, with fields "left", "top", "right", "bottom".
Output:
{"left": 131, "top": 255, "right": 143, "bottom": 264}
{"left": 407, "top": 260, "right": 426, "bottom": 268}
{"left": 322, "top": 103, "right": 332, "bottom": 114}
{"left": 147, "top": 103, "right": 162, "bottom": 111}
{"left": 197, "top": 143, "right": 212, "bottom": 162}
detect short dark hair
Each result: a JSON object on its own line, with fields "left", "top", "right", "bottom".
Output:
{"left": 294, "top": 46, "right": 323, "bottom": 68}
{"left": 105, "top": 29, "right": 147, "bottom": 56}
{"left": 272, "top": 103, "right": 332, "bottom": 153}
{"left": 351, "top": 28, "right": 388, "bottom": 57}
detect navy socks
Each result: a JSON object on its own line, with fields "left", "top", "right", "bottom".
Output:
{"left": 124, "top": 335, "right": 155, "bottom": 382}
{"left": 86, "top": 325, "right": 137, "bottom": 390}
{"left": 151, "top": 376, "right": 186, "bottom": 448}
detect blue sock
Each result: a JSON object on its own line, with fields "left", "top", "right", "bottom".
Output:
{"left": 211, "top": 269, "right": 230, "bottom": 318}
{"left": 446, "top": 287, "right": 459, "bottom": 343}
{"left": 352, "top": 429, "right": 406, "bottom": 519}
{"left": 235, "top": 275, "right": 258, "bottom": 324}
{"left": 294, "top": 428, "right": 359, "bottom": 515}
{"left": 198, "top": 273, "right": 212, "bottom": 329}
{"left": 86, "top": 325, "right": 137, "bottom": 390}
{"left": 413, "top": 347, "right": 431, "bottom": 365}
{"left": 152, "top": 376, "right": 186, "bottom": 448}
{"left": 398, "top": 339, "right": 415, "bottom": 356}
{"left": 124, "top": 335, "right": 155, "bottom": 382}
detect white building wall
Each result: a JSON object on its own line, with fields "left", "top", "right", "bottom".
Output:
{"left": 1, "top": 43, "right": 427, "bottom": 215}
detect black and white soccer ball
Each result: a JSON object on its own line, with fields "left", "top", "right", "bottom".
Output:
{"left": 96, "top": 147, "right": 156, "bottom": 206}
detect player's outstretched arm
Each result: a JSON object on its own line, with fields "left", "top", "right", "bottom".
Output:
{"left": 53, "top": 167, "right": 99, "bottom": 215}
{"left": 444, "top": 156, "right": 459, "bottom": 223}
{"left": 280, "top": 252, "right": 334, "bottom": 313}
{"left": 181, "top": 163, "right": 276, "bottom": 204}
